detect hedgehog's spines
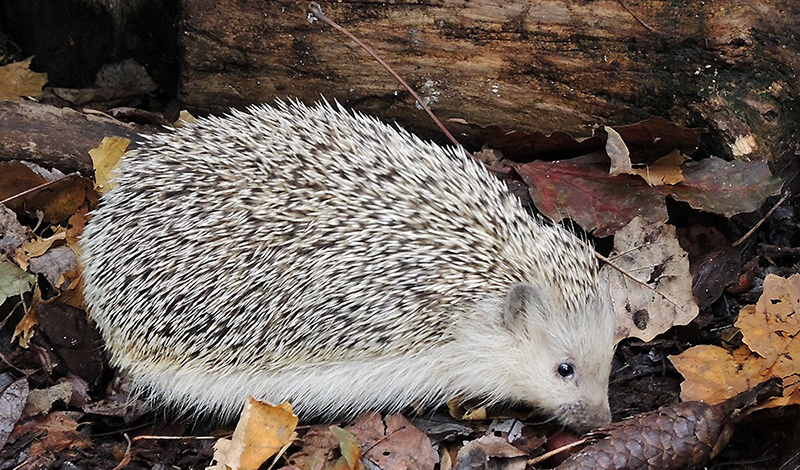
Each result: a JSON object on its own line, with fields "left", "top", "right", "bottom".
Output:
{"left": 81, "top": 99, "right": 614, "bottom": 432}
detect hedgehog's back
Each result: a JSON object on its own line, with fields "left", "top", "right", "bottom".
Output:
{"left": 81, "top": 100, "right": 598, "bottom": 416}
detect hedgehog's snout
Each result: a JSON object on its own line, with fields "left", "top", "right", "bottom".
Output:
{"left": 558, "top": 398, "right": 612, "bottom": 434}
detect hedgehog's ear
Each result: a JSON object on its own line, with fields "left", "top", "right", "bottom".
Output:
{"left": 503, "top": 283, "right": 545, "bottom": 329}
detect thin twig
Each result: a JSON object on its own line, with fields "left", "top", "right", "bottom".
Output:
{"left": 595, "top": 250, "right": 685, "bottom": 311}
{"left": 307, "top": 2, "right": 469, "bottom": 157}
{"left": 111, "top": 434, "right": 132, "bottom": 470}
{"left": 527, "top": 437, "right": 589, "bottom": 465}
{"left": 131, "top": 434, "right": 220, "bottom": 441}
{"left": 617, "top": 0, "right": 653, "bottom": 31}
{"left": 605, "top": 243, "right": 651, "bottom": 262}
{"left": 732, "top": 191, "right": 790, "bottom": 247}
{"left": 0, "top": 174, "right": 74, "bottom": 206}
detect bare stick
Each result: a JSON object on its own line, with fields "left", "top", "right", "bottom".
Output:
{"left": 527, "top": 437, "right": 589, "bottom": 465}
{"left": 0, "top": 174, "right": 75, "bottom": 206}
{"left": 595, "top": 250, "right": 685, "bottom": 311}
{"left": 732, "top": 191, "right": 790, "bottom": 247}
{"left": 132, "top": 434, "right": 220, "bottom": 441}
{"left": 617, "top": 0, "right": 653, "bottom": 31}
{"left": 307, "top": 2, "right": 468, "bottom": 157}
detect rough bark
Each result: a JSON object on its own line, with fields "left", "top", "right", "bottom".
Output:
{"left": 0, "top": 100, "right": 146, "bottom": 175}
{"left": 179, "top": 0, "right": 799, "bottom": 162}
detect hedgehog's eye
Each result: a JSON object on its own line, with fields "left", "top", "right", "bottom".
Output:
{"left": 557, "top": 362, "right": 575, "bottom": 379}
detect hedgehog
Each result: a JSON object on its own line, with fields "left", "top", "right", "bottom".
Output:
{"left": 80, "top": 99, "right": 615, "bottom": 433}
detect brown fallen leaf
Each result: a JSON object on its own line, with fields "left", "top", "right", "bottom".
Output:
{"left": 628, "top": 151, "right": 688, "bottom": 186}
{"left": 284, "top": 423, "right": 341, "bottom": 470}
{"left": 37, "top": 302, "right": 105, "bottom": 388}
{"left": 0, "top": 379, "right": 29, "bottom": 452}
{"left": 208, "top": 398, "right": 298, "bottom": 470}
{"left": 516, "top": 155, "right": 781, "bottom": 237}
{"left": 0, "top": 161, "right": 94, "bottom": 224}
{"left": 605, "top": 126, "right": 632, "bottom": 177}
{"left": 24, "top": 381, "right": 74, "bottom": 417}
{"left": 29, "top": 245, "right": 79, "bottom": 290}
{"left": 348, "top": 414, "right": 436, "bottom": 470}
{"left": 554, "top": 379, "right": 782, "bottom": 470}
{"left": 456, "top": 435, "right": 527, "bottom": 470}
{"left": 600, "top": 218, "right": 699, "bottom": 342}
{"left": 14, "top": 231, "right": 67, "bottom": 271}
{"left": 670, "top": 274, "right": 800, "bottom": 407}
{"left": 677, "top": 225, "right": 742, "bottom": 309}
{"left": 0, "top": 57, "right": 47, "bottom": 100}
{"left": 12, "top": 285, "right": 42, "bottom": 348}
{"left": 21, "top": 411, "right": 89, "bottom": 469}
{"left": 0, "top": 205, "right": 28, "bottom": 252}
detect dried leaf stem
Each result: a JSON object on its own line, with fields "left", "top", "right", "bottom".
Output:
{"left": 732, "top": 190, "right": 790, "bottom": 247}
{"left": 0, "top": 174, "right": 74, "bottom": 206}
{"left": 595, "top": 250, "right": 685, "bottom": 312}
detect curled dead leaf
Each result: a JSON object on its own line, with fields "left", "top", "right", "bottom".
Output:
{"left": 208, "top": 398, "right": 298, "bottom": 470}
{"left": 600, "top": 218, "right": 699, "bottom": 342}
{"left": 89, "top": 137, "right": 131, "bottom": 193}
{"left": 0, "top": 57, "right": 47, "bottom": 100}
{"left": 670, "top": 274, "right": 800, "bottom": 407}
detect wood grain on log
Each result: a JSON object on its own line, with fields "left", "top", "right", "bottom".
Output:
{"left": 179, "top": 0, "right": 799, "bottom": 161}
{"left": 0, "top": 101, "right": 146, "bottom": 175}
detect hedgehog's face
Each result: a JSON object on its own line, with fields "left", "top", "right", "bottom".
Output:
{"left": 500, "top": 282, "right": 615, "bottom": 434}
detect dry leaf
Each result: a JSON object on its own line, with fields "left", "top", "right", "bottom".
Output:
{"left": 0, "top": 379, "right": 29, "bottom": 451}
{"left": 737, "top": 274, "right": 800, "bottom": 361}
{"left": 284, "top": 424, "right": 342, "bottom": 470}
{"left": 89, "top": 137, "right": 131, "bottom": 193}
{"left": 629, "top": 150, "right": 688, "bottom": 186}
{"left": 25, "top": 411, "right": 88, "bottom": 460}
{"left": 517, "top": 155, "right": 780, "bottom": 237}
{"left": 606, "top": 126, "right": 687, "bottom": 186}
{"left": 456, "top": 435, "right": 527, "bottom": 470}
{"left": 25, "top": 381, "right": 74, "bottom": 416}
{"left": 0, "top": 57, "right": 47, "bottom": 100}
{"left": 605, "top": 127, "right": 631, "bottom": 176}
{"left": 0, "top": 205, "right": 28, "bottom": 252}
{"left": 174, "top": 109, "right": 197, "bottom": 127}
{"left": 12, "top": 295, "right": 39, "bottom": 348}
{"left": 14, "top": 231, "right": 67, "bottom": 271}
{"left": 330, "top": 425, "right": 363, "bottom": 470}
{"left": 447, "top": 399, "right": 487, "bottom": 420}
{"left": 29, "top": 245, "right": 78, "bottom": 288}
{"left": 670, "top": 274, "right": 800, "bottom": 407}
{"left": 600, "top": 218, "right": 699, "bottom": 342}
{"left": 348, "top": 414, "right": 436, "bottom": 470}
{"left": 208, "top": 398, "right": 298, "bottom": 470}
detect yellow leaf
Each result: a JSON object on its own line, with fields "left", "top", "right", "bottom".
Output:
{"left": 15, "top": 231, "right": 67, "bottom": 270}
{"left": 736, "top": 274, "right": 800, "bottom": 361}
{"left": 173, "top": 110, "right": 197, "bottom": 128}
{"left": 629, "top": 150, "right": 688, "bottom": 186}
{"left": 0, "top": 57, "right": 48, "bottom": 100}
{"left": 208, "top": 398, "right": 298, "bottom": 470}
{"left": 670, "top": 274, "right": 800, "bottom": 408}
{"left": 13, "top": 286, "right": 41, "bottom": 348}
{"left": 89, "top": 137, "right": 131, "bottom": 193}
{"left": 330, "top": 426, "right": 363, "bottom": 470}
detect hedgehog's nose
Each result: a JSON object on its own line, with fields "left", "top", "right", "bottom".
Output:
{"left": 585, "top": 401, "right": 612, "bottom": 430}
{"left": 562, "top": 400, "right": 612, "bottom": 434}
